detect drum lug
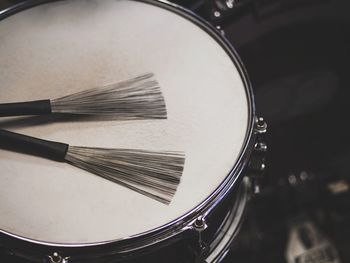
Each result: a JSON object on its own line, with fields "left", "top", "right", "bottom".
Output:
{"left": 249, "top": 117, "right": 267, "bottom": 174}
{"left": 190, "top": 216, "right": 210, "bottom": 263}
{"left": 249, "top": 117, "right": 268, "bottom": 195}
{"left": 47, "top": 252, "right": 70, "bottom": 263}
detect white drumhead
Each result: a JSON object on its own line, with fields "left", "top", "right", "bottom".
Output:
{"left": 0, "top": 0, "right": 249, "bottom": 244}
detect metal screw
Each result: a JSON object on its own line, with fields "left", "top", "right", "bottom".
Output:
{"left": 257, "top": 117, "right": 265, "bottom": 128}
{"left": 48, "top": 252, "right": 69, "bottom": 263}
{"left": 226, "top": 0, "right": 236, "bottom": 8}
{"left": 216, "top": 26, "right": 225, "bottom": 36}
{"left": 255, "top": 117, "right": 267, "bottom": 134}
{"left": 213, "top": 10, "right": 221, "bottom": 17}
{"left": 49, "top": 252, "right": 62, "bottom": 263}
{"left": 255, "top": 142, "right": 267, "bottom": 152}
{"left": 193, "top": 216, "right": 207, "bottom": 231}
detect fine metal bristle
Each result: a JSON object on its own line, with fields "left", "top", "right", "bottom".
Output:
{"left": 50, "top": 73, "right": 167, "bottom": 120}
{"left": 64, "top": 146, "right": 185, "bottom": 205}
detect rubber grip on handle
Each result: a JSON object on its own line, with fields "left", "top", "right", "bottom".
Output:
{"left": 0, "top": 129, "right": 68, "bottom": 161}
{"left": 0, "top": 100, "right": 52, "bottom": 117}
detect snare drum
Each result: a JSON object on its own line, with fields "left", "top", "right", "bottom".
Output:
{"left": 0, "top": 0, "right": 261, "bottom": 262}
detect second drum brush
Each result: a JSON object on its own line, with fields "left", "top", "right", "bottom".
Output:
{"left": 0, "top": 73, "right": 167, "bottom": 120}
{"left": 0, "top": 129, "right": 185, "bottom": 205}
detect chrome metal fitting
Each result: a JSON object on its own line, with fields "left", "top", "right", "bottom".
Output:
{"left": 216, "top": 25, "right": 225, "bottom": 36}
{"left": 254, "top": 141, "right": 268, "bottom": 152}
{"left": 47, "top": 252, "right": 69, "bottom": 263}
{"left": 255, "top": 117, "right": 267, "bottom": 134}
{"left": 226, "top": 0, "right": 236, "bottom": 8}
{"left": 248, "top": 155, "right": 266, "bottom": 173}
{"left": 193, "top": 216, "right": 208, "bottom": 232}
{"left": 213, "top": 10, "right": 221, "bottom": 17}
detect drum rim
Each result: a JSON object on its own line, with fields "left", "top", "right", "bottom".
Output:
{"left": 0, "top": 0, "right": 257, "bottom": 250}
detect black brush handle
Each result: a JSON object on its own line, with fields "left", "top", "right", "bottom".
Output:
{"left": 0, "top": 100, "right": 52, "bottom": 117}
{"left": 0, "top": 129, "right": 68, "bottom": 161}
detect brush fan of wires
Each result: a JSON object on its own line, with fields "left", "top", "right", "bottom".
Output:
{"left": 51, "top": 73, "right": 167, "bottom": 120}
{"left": 65, "top": 146, "right": 185, "bottom": 204}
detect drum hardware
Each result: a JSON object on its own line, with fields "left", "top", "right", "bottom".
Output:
{"left": 47, "top": 252, "right": 70, "bottom": 263}
{"left": 255, "top": 116, "right": 268, "bottom": 134}
{"left": 190, "top": 0, "right": 330, "bottom": 27}
{"left": 186, "top": 0, "right": 251, "bottom": 26}
{"left": 226, "top": 0, "right": 237, "bottom": 9}
{"left": 215, "top": 25, "right": 225, "bottom": 36}
{"left": 211, "top": 0, "right": 241, "bottom": 21}
{"left": 213, "top": 10, "right": 221, "bottom": 18}
{"left": 249, "top": 163, "right": 265, "bottom": 195}
{"left": 213, "top": 0, "right": 239, "bottom": 12}
{"left": 249, "top": 117, "right": 267, "bottom": 174}
{"left": 191, "top": 216, "right": 210, "bottom": 263}
{"left": 249, "top": 117, "right": 267, "bottom": 195}
{"left": 254, "top": 141, "right": 268, "bottom": 152}
{"left": 193, "top": 216, "right": 208, "bottom": 231}
{"left": 179, "top": 177, "right": 253, "bottom": 263}
{"left": 193, "top": 240, "right": 210, "bottom": 263}
{"left": 248, "top": 151, "right": 266, "bottom": 172}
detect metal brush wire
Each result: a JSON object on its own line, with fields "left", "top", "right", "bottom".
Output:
{"left": 0, "top": 129, "right": 185, "bottom": 204}
{"left": 0, "top": 73, "right": 167, "bottom": 119}
{"left": 51, "top": 73, "right": 167, "bottom": 119}
{"left": 65, "top": 147, "right": 185, "bottom": 204}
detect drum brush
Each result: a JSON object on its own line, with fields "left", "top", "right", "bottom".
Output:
{"left": 0, "top": 129, "right": 185, "bottom": 204}
{"left": 0, "top": 73, "right": 167, "bottom": 119}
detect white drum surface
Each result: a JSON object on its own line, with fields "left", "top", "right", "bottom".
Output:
{"left": 0, "top": 0, "right": 248, "bottom": 244}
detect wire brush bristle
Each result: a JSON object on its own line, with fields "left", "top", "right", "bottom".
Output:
{"left": 50, "top": 73, "right": 167, "bottom": 119}
{"left": 64, "top": 146, "right": 185, "bottom": 204}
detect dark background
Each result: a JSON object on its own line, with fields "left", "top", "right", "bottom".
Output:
{"left": 175, "top": 0, "right": 350, "bottom": 262}
{"left": 1, "top": 0, "right": 349, "bottom": 262}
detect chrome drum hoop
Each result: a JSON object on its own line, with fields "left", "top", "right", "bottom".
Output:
{"left": 1, "top": 177, "right": 251, "bottom": 263}
{"left": 0, "top": 0, "right": 257, "bottom": 258}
